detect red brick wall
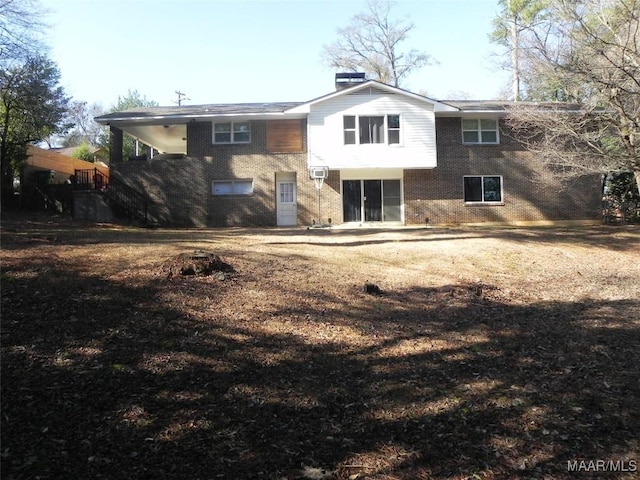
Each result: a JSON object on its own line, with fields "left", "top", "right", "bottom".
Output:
{"left": 316, "top": 171, "right": 342, "bottom": 226}
{"left": 403, "top": 117, "right": 602, "bottom": 225}
{"left": 112, "top": 120, "right": 316, "bottom": 227}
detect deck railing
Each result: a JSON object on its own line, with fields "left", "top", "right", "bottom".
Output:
{"left": 73, "top": 168, "right": 108, "bottom": 191}
{"left": 103, "top": 176, "right": 149, "bottom": 224}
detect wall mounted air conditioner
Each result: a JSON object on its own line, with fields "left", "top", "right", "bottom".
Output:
{"left": 309, "top": 167, "right": 329, "bottom": 179}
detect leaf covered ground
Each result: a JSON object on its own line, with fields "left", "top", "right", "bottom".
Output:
{"left": 1, "top": 213, "right": 639, "bottom": 479}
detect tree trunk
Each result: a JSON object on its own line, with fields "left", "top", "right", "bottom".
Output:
{"left": 511, "top": 18, "right": 520, "bottom": 101}
{"left": 508, "top": 0, "right": 521, "bottom": 101}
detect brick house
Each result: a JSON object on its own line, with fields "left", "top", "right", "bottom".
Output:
{"left": 95, "top": 75, "right": 602, "bottom": 227}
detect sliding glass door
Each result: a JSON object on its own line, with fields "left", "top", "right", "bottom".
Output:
{"left": 342, "top": 179, "right": 401, "bottom": 223}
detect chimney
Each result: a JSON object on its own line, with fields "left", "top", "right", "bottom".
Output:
{"left": 335, "top": 72, "right": 366, "bottom": 90}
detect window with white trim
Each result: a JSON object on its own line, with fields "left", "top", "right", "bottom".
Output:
{"left": 387, "top": 115, "right": 400, "bottom": 144}
{"left": 344, "top": 116, "right": 356, "bottom": 144}
{"left": 212, "top": 179, "right": 253, "bottom": 195}
{"left": 463, "top": 176, "right": 503, "bottom": 203}
{"left": 343, "top": 115, "right": 401, "bottom": 145}
{"left": 462, "top": 118, "right": 499, "bottom": 144}
{"left": 213, "top": 122, "right": 251, "bottom": 144}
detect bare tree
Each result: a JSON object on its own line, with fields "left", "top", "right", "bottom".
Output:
{"left": 0, "top": 0, "right": 46, "bottom": 65}
{"left": 505, "top": 0, "right": 640, "bottom": 193}
{"left": 60, "top": 101, "right": 107, "bottom": 148}
{"left": 322, "top": 0, "right": 432, "bottom": 87}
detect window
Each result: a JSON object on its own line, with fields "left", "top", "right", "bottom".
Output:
{"left": 212, "top": 179, "right": 253, "bottom": 195}
{"left": 359, "top": 116, "right": 384, "bottom": 144}
{"left": 387, "top": 115, "right": 400, "bottom": 144}
{"left": 462, "top": 118, "right": 499, "bottom": 144}
{"left": 343, "top": 115, "right": 400, "bottom": 145}
{"left": 464, "top": 176, "right": 503, "bottom": 203}
{"left": 214, "top": 123, "right": 231, "bottom": 143}
{"left": 344, "top": 116, "right": 356, "bottom": 144}
{"left": 280, "top": 182, "right": 294, "bottom": 203}
{"left": 213, "top": 122, "right": 251, "bottom": 144}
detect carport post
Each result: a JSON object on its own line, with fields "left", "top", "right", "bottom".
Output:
{"left": 110, "top": 126, "right": 123, "bottom": 163}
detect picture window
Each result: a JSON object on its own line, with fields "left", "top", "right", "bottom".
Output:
{"left": 359, "top": 116, "right": 384, "bottom": 144}
{"left": 343, "top": 115, "right": 401, "bottom": 145}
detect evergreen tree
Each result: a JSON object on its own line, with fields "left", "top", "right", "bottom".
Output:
{"left": 490, "top": 0, "right": 549, "bottom": 100}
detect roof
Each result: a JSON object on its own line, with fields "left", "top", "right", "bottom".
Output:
{"left": 95, "top": 87, "right": 588, "bottom": 125}
{"left": 443, "top": 101, "right": 511, "bottom": 111}
{"left": 286, "top": 80, "right": 459, "bottom": 114}
{"left": 95, "top": 102, "right": 304, "bottom": 124}
{"left": 442, "top": 100, "right": 584, "bottom": 111}
{"left": 95, "top": 81, "right": 463, "bottom": 125}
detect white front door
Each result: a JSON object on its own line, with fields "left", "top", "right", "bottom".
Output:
{"left": 276, "top": 173, "right": 297, "bottom": 226}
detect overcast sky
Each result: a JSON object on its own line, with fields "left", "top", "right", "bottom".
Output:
{"left": 40, "top": 0, "right": 510, "bottom": 108}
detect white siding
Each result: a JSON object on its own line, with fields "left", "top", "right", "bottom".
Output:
{"left": 307, "top": 89, "right": 438, "bottom": 170}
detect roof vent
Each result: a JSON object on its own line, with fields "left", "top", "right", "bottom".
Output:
{"left": 335, "top": 72, "right": 366, "bottom": 90}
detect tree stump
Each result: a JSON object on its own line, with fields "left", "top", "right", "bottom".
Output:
{"left": 164, "top": 251, "right": 235, "bottom": 278}
{"left": 364, "top": 282, "right": 383, "bottom": 295}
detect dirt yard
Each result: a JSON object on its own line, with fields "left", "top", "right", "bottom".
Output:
{"left": 1, "top": 213, "right": 639, "bottom": 479}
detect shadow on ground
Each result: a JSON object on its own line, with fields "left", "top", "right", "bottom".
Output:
{"left": 1, "top": 211, "right": 639, "bottom": 253}
{"left": 1, "top": 219, "right": 639, "bottom": 479}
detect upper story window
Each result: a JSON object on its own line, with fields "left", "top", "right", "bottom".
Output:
{"left": 213, "top": 122, "right": 251, "bottom": 144}
{"left": 462, "top": 118, "right": 499, "bottom": 144}
{"left": 387, "top": 115, "right": 400, "bottom": 144}
{"left": 344, "top": 115, "right": 401, "bottom": 145}
{"left": 344, "top": 116, "right": 356, "bottom": 144}
{"left": 359, "top": 116, "right": 384, "bottom": 144}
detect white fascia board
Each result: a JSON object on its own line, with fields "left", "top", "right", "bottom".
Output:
{"left": 95, "top": 115, "right": 172, "bottom": 125}
{"left": 433, "top": 102, "right": 462, "bottom": 112}
{"left": 99, "top": 111, "right": 304, "bottom": 126}
{"left": 285, "top": 104, "right": 311, "bottom": 114}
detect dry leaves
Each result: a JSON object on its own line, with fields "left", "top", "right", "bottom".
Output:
{"left": 1, "top": 213, "right": 639, "bottom": 479}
